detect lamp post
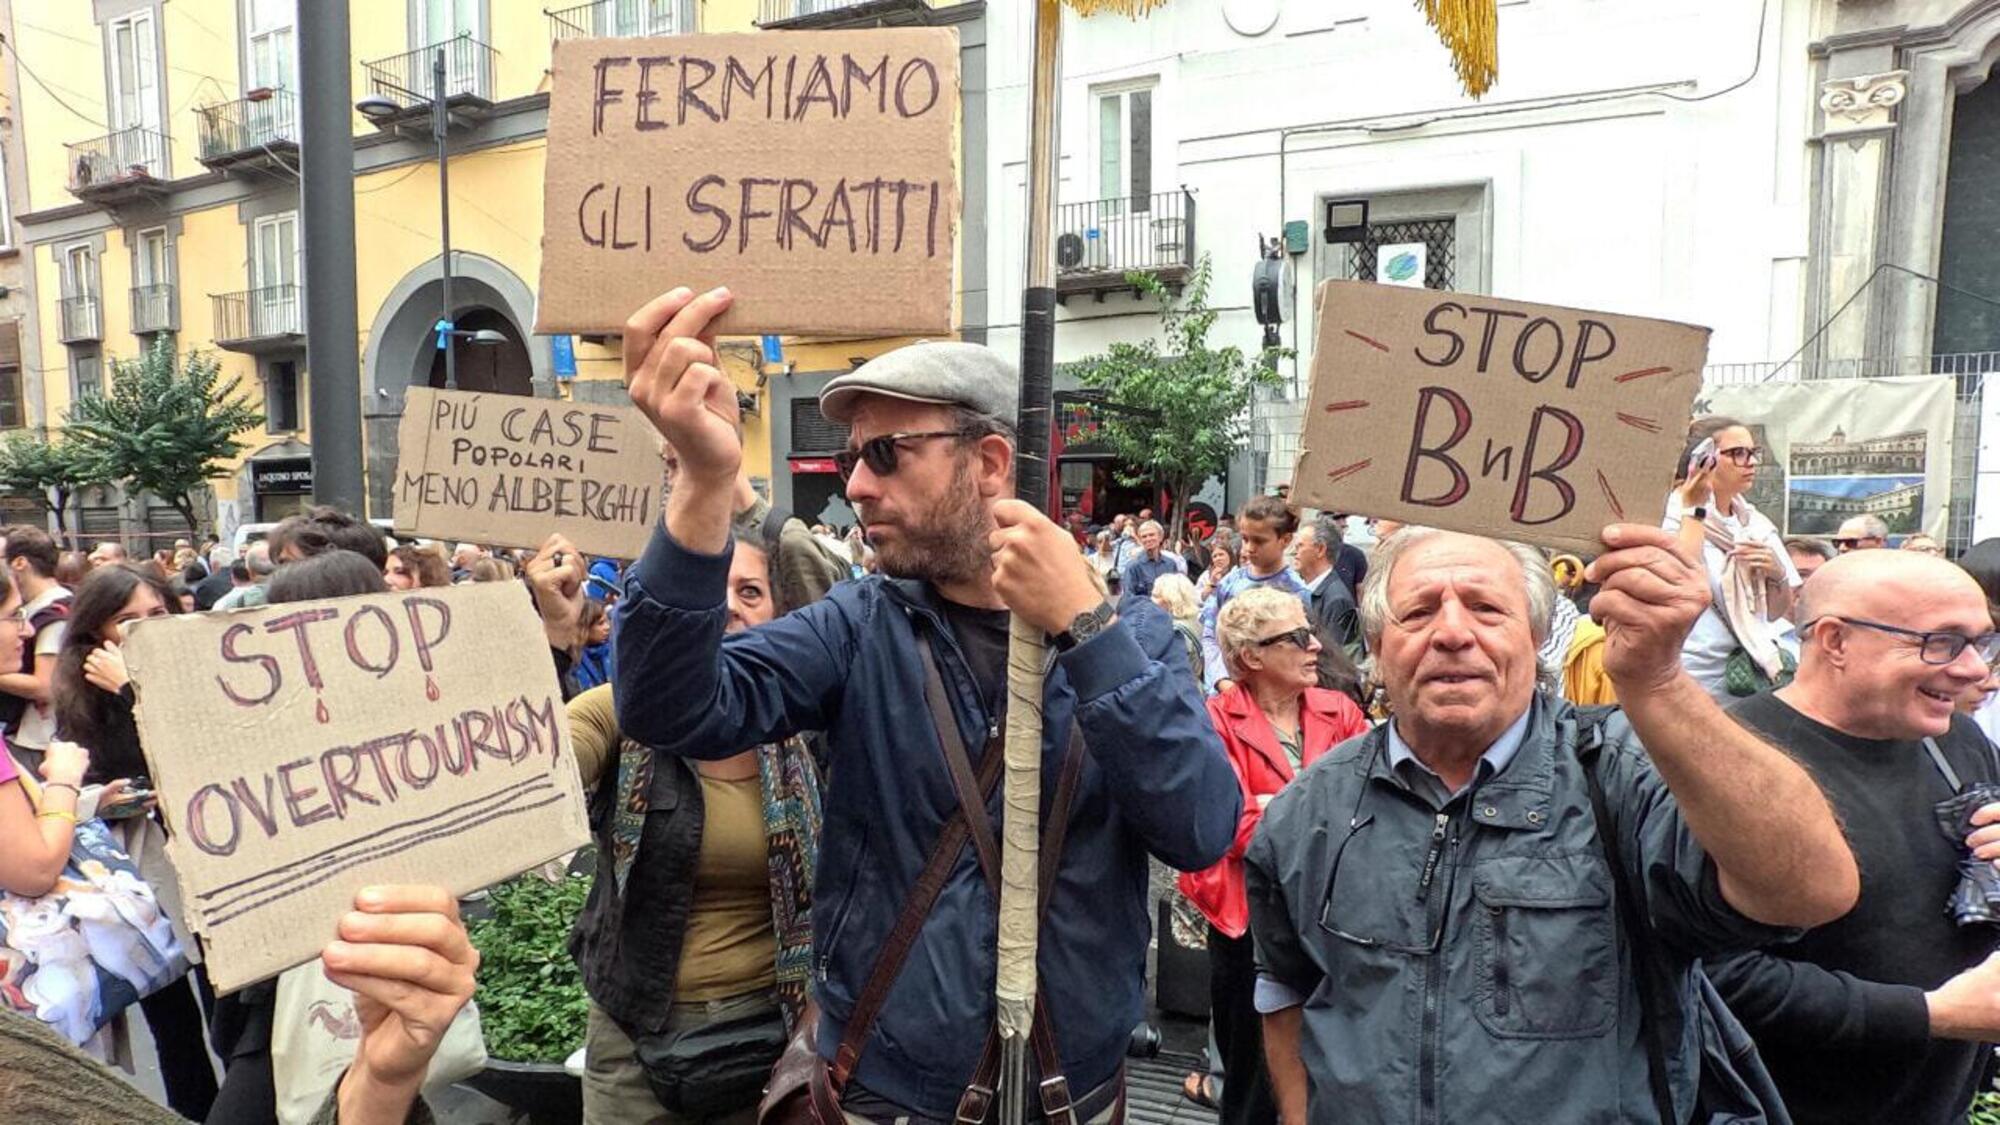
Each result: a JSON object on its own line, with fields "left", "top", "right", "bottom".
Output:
{"left": 357, "top": 41, "right": 475, "bottom": 391}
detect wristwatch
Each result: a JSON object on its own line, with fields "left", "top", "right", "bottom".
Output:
{"left": 1052, "top": 600, "right": 1116, "bottom": 653}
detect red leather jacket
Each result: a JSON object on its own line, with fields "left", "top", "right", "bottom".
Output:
{"left": 1178, "top": 684, "right": 1369, "bottom": 938}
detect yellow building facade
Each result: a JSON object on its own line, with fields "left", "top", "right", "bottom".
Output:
{"left": 8, "top": 0, "right": 983, "bottom": 545}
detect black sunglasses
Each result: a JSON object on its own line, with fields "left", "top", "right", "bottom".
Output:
{"left": 1255, "top": 626, "right": 1315, "bottom": 650}
{"left": 1317, "top": 743, "right": 1469, "bottom": 955}
{"left": 834, "top": 430, "right": 972, "bottom": 482}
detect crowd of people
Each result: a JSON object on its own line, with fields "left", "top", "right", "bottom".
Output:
{"left": 1, "top": 283, "right": 1998, "bottom": 1125}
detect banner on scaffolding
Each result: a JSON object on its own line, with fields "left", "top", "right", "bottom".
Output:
{"left": 1696, "top": 374, "right": 1955, "bottom": 542}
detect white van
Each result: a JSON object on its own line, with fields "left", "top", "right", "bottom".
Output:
{"left": 232, "top": 517, "right": 400, "bottom": 556}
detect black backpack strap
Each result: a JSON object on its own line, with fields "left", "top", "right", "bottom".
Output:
{"left": 1573, "top": 712, "right": 1681, "bottom": 1125}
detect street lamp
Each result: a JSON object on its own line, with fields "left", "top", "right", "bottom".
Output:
{"left": 357, "top": 45, "right": 470, "bottom": 389}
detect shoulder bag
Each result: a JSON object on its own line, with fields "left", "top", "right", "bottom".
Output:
{"left": 0, "top": 767, "right": 191, "bottom": 1048}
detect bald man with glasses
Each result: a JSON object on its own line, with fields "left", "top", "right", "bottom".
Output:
{"left": 1710, "top": 548, "right": 2000, "bottom": 1125}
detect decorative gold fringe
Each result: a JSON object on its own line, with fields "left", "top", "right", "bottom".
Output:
{"left": 1060, "top": 0, "right": 1168, "bottom": 16}
{"left": 1417, "top": 0, "right": 1498, "bottom": 98}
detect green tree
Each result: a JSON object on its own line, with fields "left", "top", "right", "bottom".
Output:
{"left": 65, "top": 337, "right": 264, "bottom": 536}
{"left": 0, "top": 430, "right": 103, "bottom": 543}
{"left": 1067, "top": 255, "right": 1284, "bottom": 539}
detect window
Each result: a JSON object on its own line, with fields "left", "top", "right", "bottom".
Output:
{"left": 62, "top": 244, "right": 97, "bottom": 299}
{"left": 133, "top": 226, "right": 173, "bottom": 333}
{"left": 107, "top": 12, "right": 164, "bottom": 174}
{"left": 1095, "top": 84, "right": 1154, "bottom": 213}
{"left": 0, "top": 321, "right": 22, "bottom": 429}
{"left": 416, "top": 0, "right": 480, "bottom": 42}
{"left": 265, "top": 359, "right": 301, "bottom": 432}
{"left": 247, "top": 0, "right": 296, "bottom": 92}
{"left": 601, "top": 0, "right": 685, "bottom": 35}
{"left": 70, "top": 347, "right": 102, "bottom": 404}
{"left": 252, "top": 212, "right": 299, "bottom": 335}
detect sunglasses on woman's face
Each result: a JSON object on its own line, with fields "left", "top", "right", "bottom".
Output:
{"left": 1256, "top": 626, "right": 1315, "bottom": 650}
{"left": 1717, "top": 446, "right": 1763, "bottom": 467}
{"left": 834, "top": 430, "right": 970, "bottom": 483}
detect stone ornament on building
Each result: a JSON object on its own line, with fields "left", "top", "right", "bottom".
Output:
{"left": 1819, "top": 71, "right": 1909, "bottom": 137}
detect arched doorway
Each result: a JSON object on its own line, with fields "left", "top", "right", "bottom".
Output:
{"left": 362, "top": 253, "right": 550, "bottom": 515}
{"left": 425, "top": 307, "right": 533, "bottom": 395}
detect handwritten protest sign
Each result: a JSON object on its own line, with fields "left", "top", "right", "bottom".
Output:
{"left": 123, "top": 584, "right": 591, "bottom": 992}
{"left": 394, "top": 387, "right": 663, "bottom": 560}
{"left": 536, "top": 29, "right": 960, "bottom": 337}
{"left": 1294, "top": 281, "right": 1709, "bottom": 555}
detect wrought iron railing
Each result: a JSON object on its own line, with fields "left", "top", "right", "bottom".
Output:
{"left": 212, "top": 285, "right": 302, "bottom": 342}
{"left": 58, "top": 295, "right": 101, "bottom": 344}
{"left": 1702, "top": 351, "right": 2000, "bottom": 385}
{"left": 64, "top": 126, "right": 169, "bottom": 192}
{"left": 130, "top": 284, "right": 176, "bottom": 335}
{"left": 196, "top": 89, "right": 299, "bottom": 162}
{"left": 362, "top": 35, "right": 497, "bottom": 109}
{"left": 547, "top": 0, "right": 690, "bottom": 39}
{"left": 1054, "top": 189, "right": 1196, "bottom": 280}
{"left": 758, "top": 0, "right": 932, "bottom": 22}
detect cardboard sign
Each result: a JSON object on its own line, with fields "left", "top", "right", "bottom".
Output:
{"left": 123, "top": 583, "right": 591, "bottom": 993}
{"left": 1294, "top": 281, "right": 1709, "bottom": 554}
{"left": 536, "top": 30, "right": 960, "bottom": 337}
{"left": 394, "top": 387, "right": 664, "bottom": 560}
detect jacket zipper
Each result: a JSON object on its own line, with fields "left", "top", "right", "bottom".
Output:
{"left": 1491, "top": 904, "right": 1510, "bottom": 1016}
{"left": 1417, "top": 810, "right": 1455, "bottom": 1125}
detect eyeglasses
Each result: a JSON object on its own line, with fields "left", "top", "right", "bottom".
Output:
{"left": 1805, "top": 615, "right": 2000, "bottom": 665}
{"left": 1717, "top": 446, "right": 1763, "bottom": 467}
{"left": 834, "top": 430, "right": 971, "bottom": 482}
{"left": 1318, "top": 748, "right": 1462, "bottom": 955}
{"left": 1255, "top": 626, "right": 1315, "bottom": 650}
{"left": 1832, "top": 538, "right": 1862, "bottom": 551}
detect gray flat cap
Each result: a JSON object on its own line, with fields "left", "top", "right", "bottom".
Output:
{"left": 818, "top": 341, "right": 1019, "bottom": 425}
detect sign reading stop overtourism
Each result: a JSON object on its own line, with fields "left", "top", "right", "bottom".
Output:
{"left": 394, "top": 387, "right": 664, "bottom": 560}
{"left": 123, "top": 583, "right": 592, "bottom": 993}
{"left": 1294, "top": 281, "right": 1709, "bottom": 555}
{"left": 536, "top": 29, "right": 960, "bottom": 337}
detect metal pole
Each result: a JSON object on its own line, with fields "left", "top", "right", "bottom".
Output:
{"left": 998, "top": 4, "right": 1063, "bottom": 1124}
{"left": 297, "top": 0, "right": 364, "bottom": 511}
{"left": 435, "top": 46, "right": 456, "bottom": 392}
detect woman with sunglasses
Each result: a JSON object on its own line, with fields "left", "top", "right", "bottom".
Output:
{"left": 1667, "top": 416, "right": 1802, "bottom": 702}
{"left": 1179, "top": 586, "right": 1368, "bottom": 1125}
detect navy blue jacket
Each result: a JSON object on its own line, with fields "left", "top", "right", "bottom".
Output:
{"left": 613, "top": 527, "right": 1239, "bottom": 1116}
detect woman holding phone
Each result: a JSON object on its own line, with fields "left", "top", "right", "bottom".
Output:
{"left": 1665, "top": 415, "right": 1801, "bottom": 703}
{"left": 50, "top": 562, "right": 218, "bottom": 1118}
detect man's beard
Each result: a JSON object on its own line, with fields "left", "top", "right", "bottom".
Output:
{"left": 862, "top": 459, "right": 991, "bottom": 585}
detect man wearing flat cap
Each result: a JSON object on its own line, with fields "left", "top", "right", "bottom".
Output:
{"left": 611, "top": 287, "right": 1238, "bottom": 1124}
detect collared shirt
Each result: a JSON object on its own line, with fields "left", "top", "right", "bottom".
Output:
{"left": 1120, "top": 550, "right": 1186, "bottom": 598}
{"left": 1384, "top": 707, "right": 1532, "bottom": 808}
{"left": 1301, "top": 567, "right": 1331, "bottom": 596}
{"left": 1256, "top": 706, "right": 1532, "bottom": 1012}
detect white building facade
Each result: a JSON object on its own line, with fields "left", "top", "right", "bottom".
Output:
{"left": 971, "top": 0, "right": 2000, "bottom": 514}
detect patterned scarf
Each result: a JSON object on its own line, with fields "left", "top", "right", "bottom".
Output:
{"left": 1699, "top": 497, "right": 1787, "bottom": 681}
{"left": 605, "top": 736, "right": 823, "bottom": 1034}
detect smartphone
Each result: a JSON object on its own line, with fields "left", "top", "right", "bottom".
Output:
{"left": 1687, "top": 436, "right": 1718, "bottom": 478}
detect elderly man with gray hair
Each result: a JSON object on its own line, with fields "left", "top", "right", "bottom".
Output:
{"left": 1245, "top": 524, "right": 1859, "bottom": 1125}
{"left": 1120, "top": 518, "right": 1187, "bottom": 599}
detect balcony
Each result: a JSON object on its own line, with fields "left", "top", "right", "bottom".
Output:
{"left": 196, "top": 89, "right": 299, "bottom": 171}
{"left": 212, "top": 286, "right": 304, "bottom": 354}
{"left": 361, "top": 35, "right": 498, "bottom": 124}
{"left": 131, "top": 284, "right": 177, "bottom": 335}
{"left": 758, "top": 0, "right": 964, "bottom": 29}
{"left": 64, "top": 127, "right": 170, "bottom": 206}
{"left": 58, "top": 294, "right": 102, "bottom": 344}
{"left": 547, "top": 1, "right": 689, "bottom": 39}
{"left": 1054, "top": 188, "right": 1196, "bottom": 302}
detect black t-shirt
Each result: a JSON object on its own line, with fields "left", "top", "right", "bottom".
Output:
{"left": 939, "top": 598, "right": 1010, "bottom": 719}
{"left": 1710, "top": 692, "right": 2000, "bottom": 1125}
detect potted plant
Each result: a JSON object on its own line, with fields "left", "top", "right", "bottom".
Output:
{"left": 460, "top": 868, "right": 593, "bottom": 1124}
